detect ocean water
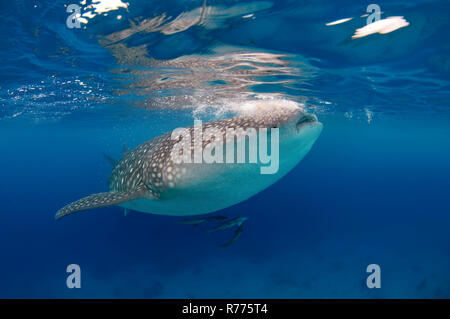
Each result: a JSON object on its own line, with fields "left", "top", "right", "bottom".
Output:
{"left": 0, "top": 0, "right": 449, "bottom": 299}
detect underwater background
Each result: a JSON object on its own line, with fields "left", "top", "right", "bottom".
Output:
{"left": 0, "top": 0, "right": 449, "bottom": 298}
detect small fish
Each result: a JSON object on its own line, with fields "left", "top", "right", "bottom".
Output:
{"left": 219, "top": 224, "right": 244, "bottom": 247}
{"left": 207, "top": 216, "right": 248, "bottom": 233}
{"left": 55, "top": 106, "right": 322, "bottom": 220}
{"left": 176, "top": 215, "right": 227, "bottom": 226}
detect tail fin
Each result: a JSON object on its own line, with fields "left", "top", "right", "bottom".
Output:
{"left": 55, "top": 189, "right": 145, "bottom": 220}
{"left": 103, "top": 153, "right": 118, "bottom": 166}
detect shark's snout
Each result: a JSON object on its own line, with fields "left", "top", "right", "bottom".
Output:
{"left": 296, "top": 113, "right": 319, "bottom": 131}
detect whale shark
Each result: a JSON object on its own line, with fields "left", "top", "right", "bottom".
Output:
{"left": 55, "top": 104, "right": 322, "bottom": 220}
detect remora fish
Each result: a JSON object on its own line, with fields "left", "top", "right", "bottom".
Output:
{"left": 176, "top": 216, "right": 227, "bottom": 225}
{"left": 219, "top": 224, "right": 245, "bottom": 247}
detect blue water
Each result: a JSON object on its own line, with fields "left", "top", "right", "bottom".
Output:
{"left": 1, "top": 0, "right": 449, "bottom": 298}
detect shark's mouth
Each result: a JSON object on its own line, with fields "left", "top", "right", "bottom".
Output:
{"left": 296, "top": 113, "right": 318, "bottom": 131}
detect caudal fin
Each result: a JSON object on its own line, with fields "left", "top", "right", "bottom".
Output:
{"left": 55, "top": 189, "right": 145, "bottom": 220}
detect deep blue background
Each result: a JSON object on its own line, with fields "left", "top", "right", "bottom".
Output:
{"left": 0, "top": 0, "right": 449, "bottom": 298}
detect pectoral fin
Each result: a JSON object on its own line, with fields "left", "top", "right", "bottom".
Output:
{"left": 103, "top": 153, "right": 118, "bottom": 166}
{"left": 55, "top": 187, "right": 147, "bottom": 220}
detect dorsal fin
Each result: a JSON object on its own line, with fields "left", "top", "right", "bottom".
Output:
{"left": 103, "top": 153, "right": 118, "bottom": 166}
{"left": 55, "top": 187, "right": 147, "bottom": 220}
{"left": 219, "top": 224, "right": 244, "bottom": 247}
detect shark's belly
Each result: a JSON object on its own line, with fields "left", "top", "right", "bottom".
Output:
{"left": 121, "top": 170, "right": 270, "bottom": 216}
